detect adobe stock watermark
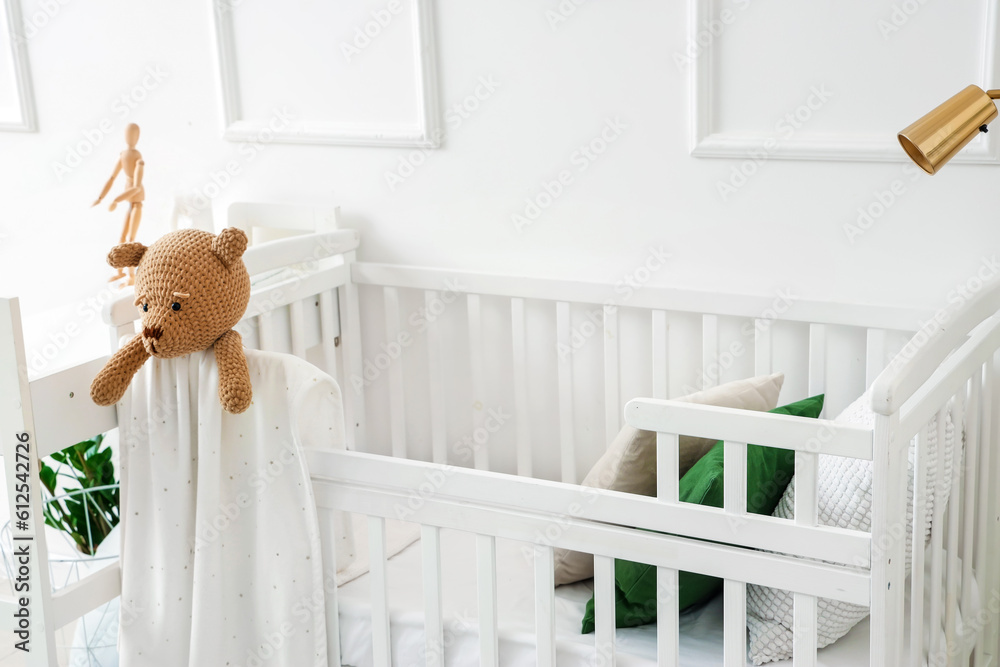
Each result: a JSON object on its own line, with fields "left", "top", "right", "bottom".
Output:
{"left": 717, "top": 85, "right": 832, "bottom": 201}
{"left": 674, "top": 0, "right": 757, "bottom": 71}
{"left": 193, "top": 437, "right": 299, "bottom": 550}
{"left": 348, "top": 278, "right": 466, "bottom": 394}
{"left": 512, "top": 117, "right": 628, "bottom": 233}
{"left": 25, "top": 283, "right": 121, "bottom": 375}
{"left": 886, "top": 255, "right": 1000, "bottom": 375}
{"left": 681, "top": 288, "right": 796, "bottom": 395}
{"left": 877, "top": 0, "right": 932, "bottom": 40}
{"left": 545, "top": 0, "right": 589, "bottom": 31}
{"left": 842, "top": 163, "right": 924, "bottom": 244}
{"left": 558, "top": 246, "right": 672, "bottom": 359}
{"left": 340, "top": 0, "right": 404, "bottom": 63}
{"left": 51, "top": 65, "right": 169, "bottom": 181}
{"left": 393, "top": 463, "right": 457, "bottom": 521}
{"left": 454, "top": 405, "right": 511, "bottom": 464}
{"left": 384, "top": 75, "right": 501, "bottom": 191}
{"left": 520, "top": 488, "right": 599, "bottom": 564}
{"left": 407, "top": 610, "right": 476, "bottom": 667}
{"left": 187, "top": 107, "right": 294, "bottom": 211}
{"left": 20, "top": 0, "right": 72, "bottom": 40}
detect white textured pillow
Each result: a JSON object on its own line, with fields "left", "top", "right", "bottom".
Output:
{"left": 553, "top": 372, "right": 785, "bottom": 586}
{"left": 746, "top": 389, "right": 959, "bottom": 664}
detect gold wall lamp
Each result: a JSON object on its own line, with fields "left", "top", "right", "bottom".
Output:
{"left": 898, "top": 85, "right": 1000, "bottom": 174}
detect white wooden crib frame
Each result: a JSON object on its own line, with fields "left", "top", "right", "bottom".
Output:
{"left": 1, "top": 219, "right": 999, "bottom": 667}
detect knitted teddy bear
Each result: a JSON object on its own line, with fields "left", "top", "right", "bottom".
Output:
{"left": 90, "top": 227, "right": 254, "bottom": 414}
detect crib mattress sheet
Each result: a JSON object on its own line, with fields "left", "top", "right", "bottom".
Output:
{"left": 335, "top": 528, "right": 873, "bottom": 666}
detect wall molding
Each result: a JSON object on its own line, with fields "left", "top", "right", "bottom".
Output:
{"left": 689, "top": 0, "right": 1000, "bottom": 163}
{"left": 211, "top": 0, "right": 440, "bottom": 148}
{"left": 0, "top": 0, "right": 37, "bottom": 133}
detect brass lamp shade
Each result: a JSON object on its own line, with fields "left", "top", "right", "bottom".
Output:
{"left": 898, "top": 85, "right": 998, "bottom": 174}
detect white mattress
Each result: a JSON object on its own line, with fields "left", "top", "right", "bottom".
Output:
{"left": 335, "top": 529, "right": 876, "bottom": 666}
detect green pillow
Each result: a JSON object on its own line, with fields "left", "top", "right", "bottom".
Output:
{"left": 581, "top": 394, "right": 824, "bottom": 633}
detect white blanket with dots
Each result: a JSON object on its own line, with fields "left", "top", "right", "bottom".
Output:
{"left": 117, "top": 347, "right": 346, "bottom": 667}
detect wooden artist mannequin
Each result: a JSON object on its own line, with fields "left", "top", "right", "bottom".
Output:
{"left": 93, "top": 123, "right": 145, "bottom": 284}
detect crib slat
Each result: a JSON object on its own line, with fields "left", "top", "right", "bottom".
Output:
{"left": 384, "top": 287, "right": 407, "bottom": 459}
{"left": 426, "top": 291, "right": 447, "bottom": 464}
{"left": 512, "top": 298, "right": 532, "bottom": 476}
{"left": 975, "top": 360, "right": 993, "bottom": 663}
{"left": 723, "top": 579, "right": 746, "bottom": 667}
{"left": 929, "top": 409, "right": 947, "bottom": 661}
{"left": 657, "top": 432, "right": 680, "bottom": 503}
{"left": 990, "top": 353, "right": 1000, "bottom": 657}
{"left": 657, "top": 567, "right": 680, "bottom": 667}
{"left": 808, "top": 323, "right": 826, "bottom": 400}
{"left": 556, "top": 301, "right": 576, "bottom": 483}
{"left": 702, "top": 314, "right": 719, "bottom": 389}
{"left": 289, "top": 298, "right": 307, "bottom": 358}
{"left": 477, "top": 534, "right": 499, "bottom": 666}
{"left": 723, "top": 441, "right": 747, "bottom": 515}
{"left": 534, "top": 545, "right": 556, "bottom": 666}
{"left": 318, "top": 290, "right": 339, "bottom": 377}
{"left": 652, "top": 310, "right": 668, "bottom": 399}
{"left": 594, "top": 554, "right": 616, "bottom": 667}
{"left": 318, "top": 507, "right": 341, "bottom": 667}
{"left": 754, "top": 319, "right": 772, "bottom": 376}
{"left": 945, "top": 393, "right": 965, "bottom": 667}
{"left": 794, "top": 450, "right": 818, "bottom": 527}
{"left": 422, "top": 525, "right": 444, "bottom": 667}
{"left": 257, "top": 310, "right": 276, "bottom": 352}
{"left": 469, "top": 294, "right": 488, "bottom": 471}
{"left": 910, "top": 428, "right": 929, "bottom": 664}
{"left": 339, "top": 257, "right": 367, "bottom": 450}
{"left": 369, "top": 516, "right": 391, "bottom": 666}
{"left": 604, "top": 305, "right": 620, "bottom": 444}
{"left": 961, "top": 371, "right": 980, "bottom": 634}
{"left": 793, "top": 593, "right": 818, "bottom": 667}
{"left": 866, "top": 328, "right": 888, "bottom": 389}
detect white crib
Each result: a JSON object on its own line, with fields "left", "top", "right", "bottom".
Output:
{"left": 2, "top": 216, "right": 999, "bottom": 667}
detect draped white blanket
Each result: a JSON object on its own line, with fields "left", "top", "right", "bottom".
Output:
{"left": 117, "top": 348, "right": 343, "bottom": 667}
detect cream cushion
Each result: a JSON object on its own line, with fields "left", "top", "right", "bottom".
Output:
{"left": 553, "top": 372, "right": 785, "bottom": 586}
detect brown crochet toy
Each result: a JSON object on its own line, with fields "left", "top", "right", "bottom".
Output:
{"left": 90, "top": 228, "right": 254, "bottom": 414}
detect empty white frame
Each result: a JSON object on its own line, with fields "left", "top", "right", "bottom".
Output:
{"left": 211, "top": 0, "right": 440, "bottom": 148}
{"left": 0, "top": 0, "right": 37, "bottom": 132}
{"left": 688, "top": 0, "right": 1000, "bottom": 163}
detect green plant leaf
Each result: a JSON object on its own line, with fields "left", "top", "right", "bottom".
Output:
{"left": 42, "top": 433, "right": 119, "bottom": 555}
{"left": 39, "top": 464, "right": 57, "bottom": 495}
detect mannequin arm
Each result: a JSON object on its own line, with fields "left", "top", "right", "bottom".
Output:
{"left": 92, "top": 160, "right": 122, "bottom": 207}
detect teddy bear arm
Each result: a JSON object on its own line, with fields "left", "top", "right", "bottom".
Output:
{"left": 215, "top": 330, "right": 252, "bottom": 414}
{"left": 90, "top": 334, "right": 151, "bottom": 406}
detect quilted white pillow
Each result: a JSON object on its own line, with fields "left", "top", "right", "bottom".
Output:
{"left": 553, "top": 372, "right": 785, "bottom": 586}
{"left": 745, "top": 389, "right": 958, "bottom": 664}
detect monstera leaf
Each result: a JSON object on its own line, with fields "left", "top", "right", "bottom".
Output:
{"left": 39, "top": 434, "right": 119, "bottom": 556}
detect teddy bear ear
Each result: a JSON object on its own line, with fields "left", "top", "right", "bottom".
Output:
{"left": 107, "top": 243, "right": 147, "bottom": 269}
{"left": 211, "top": 228, "right": 248, "bottom": 269}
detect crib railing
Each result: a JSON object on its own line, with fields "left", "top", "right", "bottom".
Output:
{"left": 6, "top": 221, "right": 1000, "bottom": 666}
{"left": 349, "top": 261, "right": 930, "bottom": 483}
{"left": 329, "top": 261, "right": 1000, "bottom": 666}
{"left": 305, "top": 442, "right": 873, "bottom": 667}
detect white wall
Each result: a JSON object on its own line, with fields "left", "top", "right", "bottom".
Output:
{"left": 1, "top": 0, "right": 999, "bottom": 372}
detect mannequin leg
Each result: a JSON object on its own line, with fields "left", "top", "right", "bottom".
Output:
{"left": 125, "top": 203, "right": 143, "bottom": 285}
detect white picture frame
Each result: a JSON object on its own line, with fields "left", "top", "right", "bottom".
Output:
{"left": 0, "top": 0, "right": 37, "bottom": 132}
{"left": 210, "top": 0, "right": 440, "bottom": 148}
{"left": 688, "top": 0, "right": 1000, "bottom": 164}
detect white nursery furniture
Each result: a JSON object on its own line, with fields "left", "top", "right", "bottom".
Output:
{"left": 1, "top": 205, "right": 999, "bottom": 666}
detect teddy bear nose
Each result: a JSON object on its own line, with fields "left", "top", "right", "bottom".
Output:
{"left": 143, "top": 326, "right": 163, "bottom": 341}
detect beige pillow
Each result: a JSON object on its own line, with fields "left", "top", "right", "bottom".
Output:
{"left": 553, "top": 372, "right": 785, "bottom": 585}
